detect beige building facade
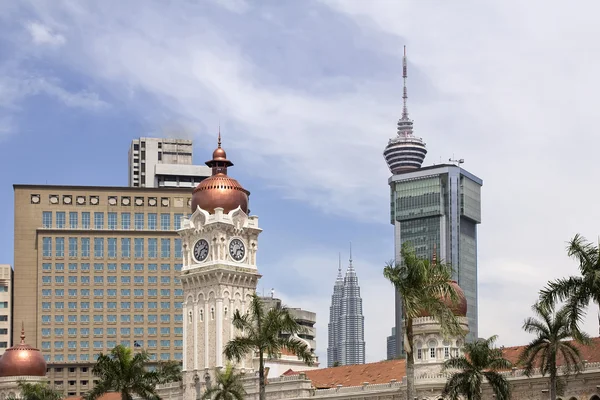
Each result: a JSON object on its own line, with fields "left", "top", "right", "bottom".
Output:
{"left": 13, "top": 184, "right": 195, "bottom": 396}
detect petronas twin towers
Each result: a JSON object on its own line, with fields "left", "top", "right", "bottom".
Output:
{"left": 327, "top": 248, "right": 365, "bottom": 367}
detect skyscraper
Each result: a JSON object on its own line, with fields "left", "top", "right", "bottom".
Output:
{"left": 128, "top": 137, "right": 211, "bottom": 188}
{"left": 383, "top": 47, "right": 483, "bottom": 358}
{"left": 327, "top": 250, "right": 365, "bottom": 367}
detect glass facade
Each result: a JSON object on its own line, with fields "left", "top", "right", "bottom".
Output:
{"left": 389, "top": 165, "right": 482, "bottom": 357}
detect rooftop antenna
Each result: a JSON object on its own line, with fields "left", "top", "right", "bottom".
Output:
{"left": 270, "top": 288, "right": 274, "bottom": 298}
{"left": 449, "top": 154, "right": 464, "bottom": 166}
{"left": 401, "top": 45, "right": 409, "bottom": 120}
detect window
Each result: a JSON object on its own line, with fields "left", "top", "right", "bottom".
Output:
{"left": 81, "top": 289, "right": 90, "bottom": 296}
{"left": 81, "top": 276, "right": 90, "bottom": 284}
{"left": 121, "top": 263, "right": 131, "bottom": 272}
{"left": 121, "top": 328, "right": 131, "bottom": 335}
{"left": 148, "top": 289, "right": 157, "bottom": 296}
{"left": 148, "top": 239, "right": 157, "bottom": 258}
{"left": 94, "top": 212, "right": 104, "bottom": 229}
{"left": 107, "top": 263, "right": 117, "bottom": 271}
{"left": 93, "top": 341, "right": 103, "bottom": 349}
{"left": 148, "top": 276, "right": 157, "bottom": 284}
{"left": 444, "top": 347, "right": 450, "bottom": 359}
{"left": 55, "top": 315, "right": 64, "bottom": 322}
{"left": 68, "top": 315, "right": 77, "bottom": 323}
{"left": 43, "top": 263, "right": 51, "bottom": 272}
{"left": 160, "top": 240, "right": 170, "bottom": 258}
{"left": 42, "top": 341, "right": 51, "bottom": 349}
{"left": 148, "top": 340, "right": 157, "bottom": 348}
{"left": 55, "top": 237, "right": 65, "bottom": 257}
{"left": 108, "top": 238, "right": 117, "bottom": 258}
{"left": 42, "top": 315, "right": 51, "bottom": 323}
{"left": 43, "top": 237, "right": 52, "bottom": 257}
{"left": 174, "top": 327, "right": 183, "bottom": 335}
{"left": 93, "top": 328, "right": 103, "bottom": 335}
{"left": 174, "top": 340, "right": 183, "bottom": 347}
{"left": 134, "top": 315, "right": 144, "bottom": 323}
{"left": 160, "top": 289, "right": 170, "bottom": 296}
{"left": 55, "top": 289, "right": 64, "bottom": 296}
{"left": 134, "top": 263, "right": 144, "bottom": 272}
{"left": 81, "top": 315, "right": 89, "bottom": 323}
{"left": 94, "top": 315, "right": 104, "bottom": 323}
{"left": 94, "top": 263, "right": 104, "bottom": 272}
{"left": 429, "top": 340, "right": 437, "bottom": 359}
{"left": 82, "top": 212, "right": 90, "bottom": 229}
{"left": 107, "top": 302, "right": 117, "bottom": 310}
{"left": 42, "top": 302, "right": 51, "bottom": 310}
{"left": 121, "top": 276, "right": 131, "bottom": 284}
{"left": 121, "top": 302, "right": 131, "bottom": 309}
{"left": 134, "top": 289, "right": 144, "bottom": 296}
{"left": 160, "top": 214, "right": 170, "bottom": 230}
{"left": 107, "top": 289, "right": 117, "bottom": 296}
{"left": 161, "top": 276, "right": 171, "bottom": 284}
{"left": 174, "top": 353, "right": 183, "bottom": 360}
{"left": 56, "top": 212, "right": 65, "bottom": 229}
{"left": 160, "top": 327, "right": 170, "bottom": 335}
{"left": 43, "top": 212, "right": 52, "bottom": 228}
{"left": 68, "top": 276, "right": 77, "bottom": 284}
{"left": 81, "top": 263, "right": 90, "bottom": 271}
{"left": 175, "top": 289, "right": 184, "bottom": 296}
{"left": 107, "top": 328, "right": 117, "bottom": 336}
{"left": 161, "top": 314, "right": 170, "bottom": 323}
{"left": 107, "top": 340, "right": 117, "bottom": 348}
{"left": 42, "top": 289, "right": 51, "bottom": 296}
{"left": 160, "top": 263, "right": 170, "bottom": 272}
{"left": 68, "top": 302, "right": 76, "bottom": 310}
{"left": 160, "top": 353, "right": 170, "bottom": 361}
{"left": 81, "top": 238, "right": 90, "bottom": 257}
{"left": 134, "top": 276, "right": 144, "bottom": 284}
{"left": 68, "top": 238, "right": 78, "bottom": 257}
{"left": 160, "top": 340, "right": 170, "bottom": 347}
{"left": 148, "top": 213, "right": 157, "bottom": 230}
{"left": 121, "top": 213, "right": 131, "bottom": 230}
{"left": 69, "top": 212, "right": 78, "bottom": 229}
{"left": 42, "top": 328, "right": 51, "bottom": 336}
{"left": 134, "top": 238, "right": 144, "bottom": 258}
{"left": 121, "top": 315, "right": 131, "bottom": 323}
{"left": 175, "top": 263, "right": 183, "bottom": 272}
{"left": 107, "top": 315, "right": 117, "bottom": 323}
{"left": 80, "top": 302, "right": 89, "bottom": 309}
{"left": 68, "top": 289, "right": 77, "bottom": 296}
{"left": 174, "top": 239, "right": 182, "bottom": 259}
{"left": 94, "top": 289, "right": 104, "bottom": 296}
{"left": 108, "top": 213, "right": 117, "bottom": 230}
{"left": 174, "top": 301, "right": 182, "bottom": 309}
{"left": 134, "top": 213, "right": 144, "bottom": 230}
{"left": 148, "top": 315, "right": 158, "bottom": 323}
{"left": 148, "top": 263, "right": 157, "bottom": 271}
{"left": 121, "top": 238, "right": 131, "bottom": 258}
{"left": 68, "top": 328, "right": 77, "bottom": 335}
{"left": 68, "top": 341, "right": 76, "bottom": 349}
{"left": 174, "top": 214, "right": 183, "bottom": 230}
{"left": 55, "top": 263, "right": 64, "bottom": 271}
{"left": 94, "top": 238, "right": 104, "bottom": 258}
{"left": 134, "top": 302, "right": 144, "bottom": 310}
{"left": 94, "top": 276, "right": 104, "bottom": 285}
{"left": 55, "top": 276, "right": 64, "bottom": 284}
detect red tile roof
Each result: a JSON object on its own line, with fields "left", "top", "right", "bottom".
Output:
{"left": 287, "top": 337, "right": 600, "bottom": 389}
{"left": 65, "top": 393, "right": 121, "bottom": 400}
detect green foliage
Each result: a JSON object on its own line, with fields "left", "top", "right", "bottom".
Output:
{"left": 519, "top": 302, "right": 589, "bottom": 399}
{"left": 442, "top": 336, "right": 512, "bottom": 400}
{"left": 539, "top": 234, "right": 600, "bottom": 336}
{"left": 202, "top": 364, "right": 246, "bottom": 400}
{"left": 224, "top": 294, "right": 315, "bottom": 400}
{"left": 7, "top": 381, "right": 63, "bottom": 400}
{"left": 84, "top": 345, "right": 182, "bottom": 400}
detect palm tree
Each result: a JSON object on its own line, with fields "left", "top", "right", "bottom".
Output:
{"left": 224, "top": 293, "right": 315, "bottom": 400}
{"left": 7, "top": 381, "right": 63, "bottom": 400}
{"left": 540, "top": 234, "right": 600, "bottom": 335}
{"left": 519, "top": 302, "right": 590, "bottom": 400}
{"left": 383, "top": 242, "right": 464, "bottom": 400}
{"left": 442, "top": 335, "right": 512, "bottom": 400}
{"left": 85, "top": 345, "right": 180, "bottom": 400}
{"left": 155, "top": 360, "right": 183, "bottom": 384}
{"left": 202, "top": 363, "right": 246, "bottom": 400}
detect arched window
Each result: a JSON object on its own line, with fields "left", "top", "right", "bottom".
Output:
{"left": 210, "top": 307, "right": 215, "bottom": 320}
{"left": 428, "top": 340, "right": 437, "bottom": 360}
{"left": 590, "top": 396, "right": 600, "bottom": 400}
{"left": 224, "top": 307, "right": 228, "bottom": 319}
{"left": 199, "top": 309, "right": 204, "bottom": 322}
{"left": 416, "top": 342, "right": 423, "bottom": 360}
{"left": 188, "top": 310, "right": 193, "bottom": 323}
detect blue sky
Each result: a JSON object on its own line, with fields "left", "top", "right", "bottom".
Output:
{"left": 2, "top": 0, "right": 600, "bottom": 363}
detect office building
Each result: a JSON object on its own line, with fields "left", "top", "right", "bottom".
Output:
{"left": 0, "top": 265, "right": 11, "bottom": 354}
{"left": 260, "top": 295, "right": 317, "bottom": 353}
{"left": 383, "top": 48, "right": 483, "bottom": 358}
{"left": 128, "top": 137, "right": 211, "bottom": 188}
{"left": 13, "top": 185, "right": 192, "bottom": 396}
{"left": 386, "top": 327, "right": 396, "bottom": 360}
{"left": 327, "top": 251, "right": 365, "bottom": 367}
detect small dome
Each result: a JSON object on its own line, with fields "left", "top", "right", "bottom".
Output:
{"left": 191, "top": 134, "right": 250, "bottom": 214}
{"left": 0, "top": 325, "right": 47, "bottom": 378}
{"left": 417, "top": 280, "right": 467, "bottom": 318}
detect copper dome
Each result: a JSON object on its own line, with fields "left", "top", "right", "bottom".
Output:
{"left": 417, "top": 280, "right": 467, "bottom": 318}
{"left": 0, "top": 325, "right": 47, "bottom": 378}
{"left": 191, "top": 134, "right": 250, "bottom": 214}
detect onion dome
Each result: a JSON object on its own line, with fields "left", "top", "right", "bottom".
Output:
{"left": 0, "top": 324, "right": 47, "bottom": 377}
{"left": 383, "top": 46, "right": 427, "bottom": 174}
{"left": 191, "top": 133, "right": 250, "bottom": 214}
{"left": 417, "top": 280, "right": 467, "bottom": 318}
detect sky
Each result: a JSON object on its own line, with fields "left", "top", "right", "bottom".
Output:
{"left": 1, "top": 0, "right": 600, "bottom": 365}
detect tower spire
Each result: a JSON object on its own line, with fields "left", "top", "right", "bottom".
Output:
{"left": 20, "top": 321, "right": 25, "bottom": 344}
{"left": 402, "top": 45, "right": 409, "bottom": 120}
{"left": 218, "top": 125, "right": 222, "bottom": 148}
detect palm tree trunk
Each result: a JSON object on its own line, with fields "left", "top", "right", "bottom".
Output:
{"left": 259, "top": 351, "right": 266, "bottom": 400}
{"left": 405, "top": 317, "right": 415, "bottom": 400}
{"left": 550, "top": 376, "right": 557, "bottom": 400}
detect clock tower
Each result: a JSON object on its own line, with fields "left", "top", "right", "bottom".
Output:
{"left": 178, "top": 135, "right": 262, "bottom": 399}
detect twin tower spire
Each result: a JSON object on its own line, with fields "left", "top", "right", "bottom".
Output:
{"left": 328, "top": 243, "right": 365, "bottom": 367}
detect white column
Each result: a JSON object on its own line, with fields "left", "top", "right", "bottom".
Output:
{"left": 216, "top": 298, "right": 224, "bottom": 367}
{"left": 182, "top": 303, "right": 188, "bottom": 371}
{"left": 204, "top": 301, "right": 209, "bottom": 368}
{"left": 193, "top": 301, "right": 199, "bottom": 371}
{"left": 240, "top": 298, "right": 246, "bottom": 369}
{"left": 229, "top": 298, "right": 234, "bottom": 342}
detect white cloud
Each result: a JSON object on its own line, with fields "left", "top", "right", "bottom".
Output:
{"left": 25, "top": 21, "right": 65, "bottom": 46}
{"left": 212, "top": 0, "right": 250, "bottom": 14}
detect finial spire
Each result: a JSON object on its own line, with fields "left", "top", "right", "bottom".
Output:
{"left": 338, "top": 253, "right": 342, "bottom": 274}
{"left": 349, "top": 242, "right": 353, "bottom": 264}
{"left": 20, "top": 321, "right": 25, "bottom": 344}
{"left": 218, "top": 125, "right": 222, "bottom": 148}
{"left": 402, "top": 45, "right": 409, "bottom": 120}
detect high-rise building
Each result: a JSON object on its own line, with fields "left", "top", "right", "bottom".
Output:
{"left": 13, "top": 184, "right": 192, "bottom": 396}
{"left": 383, "top": 47, "right": 483, "bottom": 358}
{"left": 128, "top": 137, "right": 211, "bottom": 188}
{"left": 0, "top": 265, "right": 12, "bottom": 354}
{"left": 260, "top": 295, "right": 317, "bottom": 353}
{"left": 386, "top": 327, "right": 396, "bottom": 360}
{"left": 327, "top": 250, "right": 365, "bottom": 367}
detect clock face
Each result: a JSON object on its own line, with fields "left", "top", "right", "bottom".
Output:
{"left": 193, "top": 239, "right": 209, "bottom": 262}
{"left": 229, "top": 238, "right": 246, "bottom": 262}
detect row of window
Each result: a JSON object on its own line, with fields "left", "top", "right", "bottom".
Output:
{"left": 42, "top": 262, "right": 183, "bottom": 273}
{"left": 41, "top": 301, "right": 182, "bottom": 311}
{"left": 42, "top": 275, "right": 180, "bottom": 285}
{"left": 416, "top": 347, "right": 460, "bottom": 360}
{"left": 42, "top": 237, "right": 183, "bottom": 259}
{"left": 42, "top": 288, "right": 183, "bottom": 297}
{"left": 43, "top": 352, "right": 183, "bottom": 362}
{"left": 42, "top": 327, "right": 182, "bottom": 336}
{"left": 42, "top": 340, "right": 183, "bottom": 349}
{"left": 42, "top": 314, "right": 182, "bottom": 323}
{"left": 42, "top": 211, "right": 187, "bottom": 231}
